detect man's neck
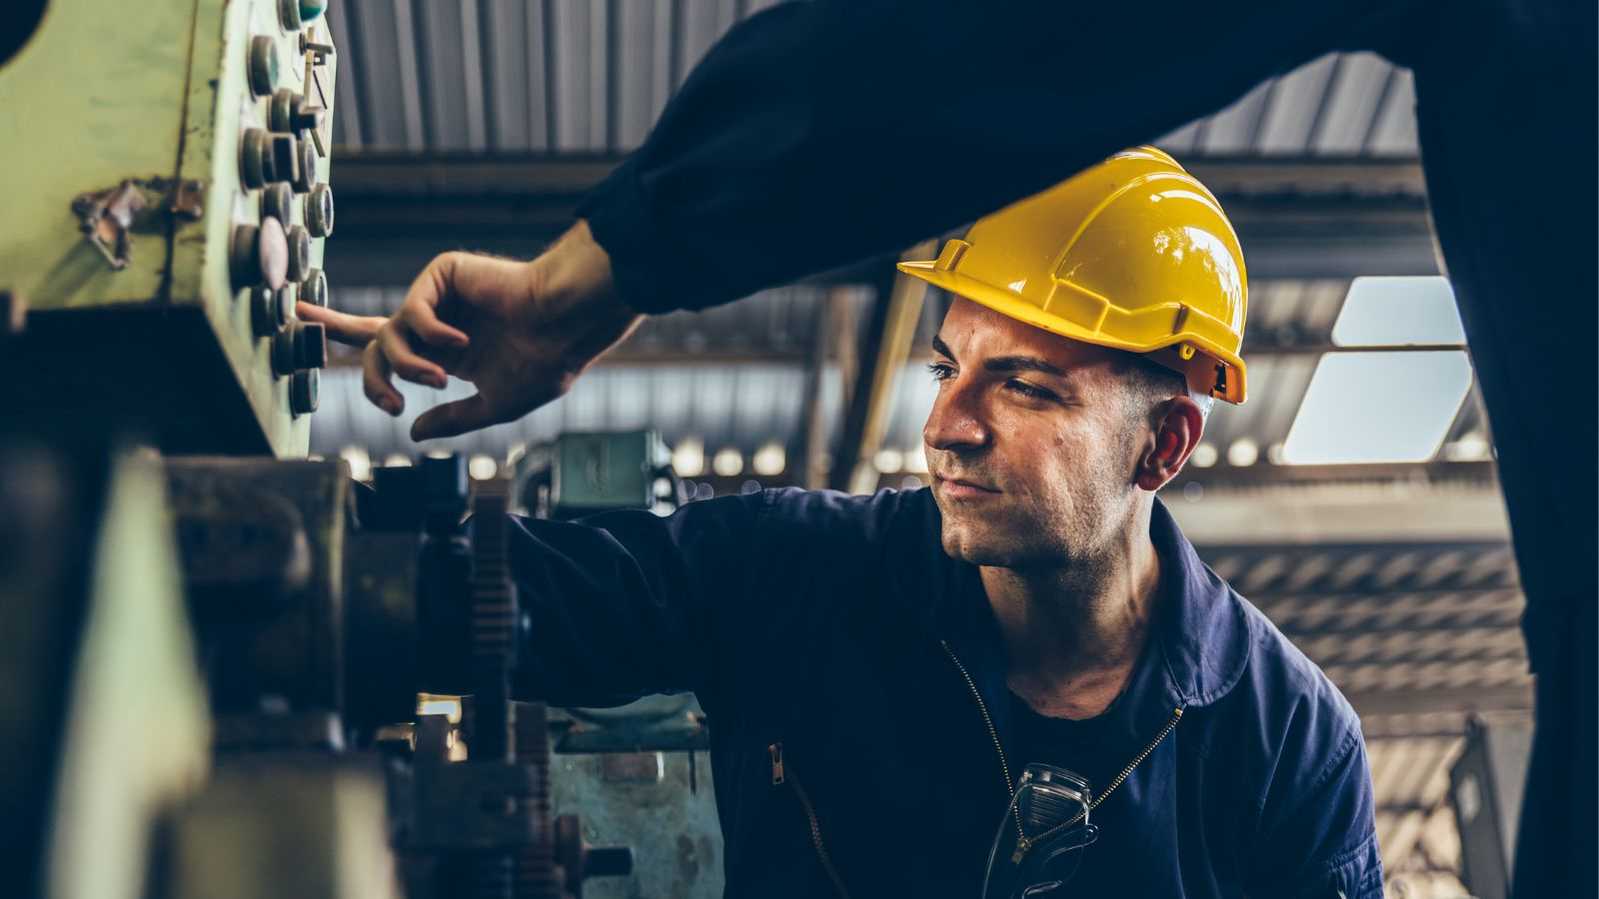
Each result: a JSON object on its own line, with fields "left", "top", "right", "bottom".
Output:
{"left": 982, "top": 505, "right": 1162, "bottom": 720}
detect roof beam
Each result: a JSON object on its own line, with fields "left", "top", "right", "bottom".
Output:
{"left": 830, "top": 243, "right": 936, "bottom": 493}
{"left": 326, "top": 153, "right": 1438, "bottom": 285}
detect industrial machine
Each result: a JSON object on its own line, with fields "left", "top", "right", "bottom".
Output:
{"left": 0, "top": 3, "right": 661, "bottom": 897}
{"left": 1, "top": 439, "right": 641, "bottom": 898}
{"left": 1, "top": 0, "right": 337, "bottom": 455}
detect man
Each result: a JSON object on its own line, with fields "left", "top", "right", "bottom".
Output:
{"left": 304, "top": 4, "right": 1595, "bottom": 891}
{"left": 310, "top": 150, "right": 1379, "bottom": 897}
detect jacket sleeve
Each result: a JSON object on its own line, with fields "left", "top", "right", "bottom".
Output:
{"left": 577, "top": 0, "right": 1402, "bottom": 315}
{"left": 506, "top": 487, "right": 926, "bottom": 716}
{"left": 1246, "top": 724, "right": 1385, "bottom": 899}
{"left": 507, "top": 491, "right": 769, "bottom": 714}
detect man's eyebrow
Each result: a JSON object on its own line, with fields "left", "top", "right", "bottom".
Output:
{"left": 985, "top": 356, "right": 1067, "bottom": 377}
{"left": 930, "top": 334, "right": 1067, "bottom": 377}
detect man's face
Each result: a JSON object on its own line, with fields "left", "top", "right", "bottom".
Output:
{"left": 923, "top": 298, "right": 1147, "bottom": 570}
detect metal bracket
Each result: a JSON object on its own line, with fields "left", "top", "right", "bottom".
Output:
{"left": 71, "top": 180, "right": 146, "bottom": 270}
{"left": 69, "top": 177, "right": 205, "bottom": 271}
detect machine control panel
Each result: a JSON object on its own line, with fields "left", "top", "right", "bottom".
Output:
{"left": 0, "top": 0, "right": 345, "bottom": 455}
{"left": 226, "top": 0, "right": 338, "bottom": 424}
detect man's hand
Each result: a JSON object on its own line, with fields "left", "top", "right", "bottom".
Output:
{"left": 300, "top": 221, "right": 643, "bottom": 441}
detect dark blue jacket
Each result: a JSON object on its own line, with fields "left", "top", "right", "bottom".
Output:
{"left": 510, "top": 487, "right": 1381, "bottom": 897}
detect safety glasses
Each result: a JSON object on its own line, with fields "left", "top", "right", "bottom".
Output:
{"left": 982, "top": 764, "right": 1100, "bottom": 899}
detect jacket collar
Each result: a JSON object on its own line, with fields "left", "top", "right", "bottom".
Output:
{"left": 1145, "top": 498, "right": 1253, "bottom": 710}
{"left": 927, "top": 495, "right": 1254, "bottom": 737}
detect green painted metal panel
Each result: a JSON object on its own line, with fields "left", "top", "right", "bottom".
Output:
{"left": 0, "top": 0, "right": 191, "bottom": 307}
{"left": 0, "top": 0, "right": 339, "bottom": 457}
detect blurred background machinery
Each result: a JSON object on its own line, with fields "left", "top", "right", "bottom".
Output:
{"left": 0, "top": 1, "right": 1538, "bottom": 898}
{"left": 1, "top": 437, "right": 645, "bottom": 899}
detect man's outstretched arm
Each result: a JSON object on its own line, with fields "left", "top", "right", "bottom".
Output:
{"left": 503, "top": 491, "right": 768, "bottom": 713}
{"left": 578, "top": 0, "right": 1389, "bottom": 314}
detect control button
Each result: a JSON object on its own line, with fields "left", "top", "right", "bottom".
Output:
{"left": 260, "top": 182, "right": 294, "bottom": 225}
{"left": 250, "top": 284, "right": 294, "bottom": 337}
{"left": 270, "top": 134, "right": 299, "bottom": 186}
{"left": 247, "top": 36, "right": 278, "bottom": 97}
{"left": 300, "top": 268, "right": 329, "bottom": 308}
{"left": 299, "top": 0, "right": 329, "bottom": 23}
{"left": 278, "top": 0, "right": 303, "bottom": 31}
{"left": 297, "top": 322, "right": 328, "bottom": 368}
{"left": 284, "top": 224, "right": 311, "bottom": 282}
{"left": 305, "top": 184, "right": 333, "bottom": 237}
{"left": 270, "top": 89, "right": 329, "bottom": 138}
{"left": 289, "top": 369, "right": 320, "bottom": 416}
{"left": 230, "top": 219, "right": 288, "bottom": 290}
{"left": 291, "top": 139, "right": 317, "bottom": 193}
{"left": 269, "top": 88, "right": 295, "bottom": 133}
{"left": 272, "top": 321, "right": 327, "bottom": 375}
{"left": 240, "top": 129, "right": 272, "bottom": 189}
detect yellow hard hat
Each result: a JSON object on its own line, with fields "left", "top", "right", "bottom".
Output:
{"left": 899, "top": 147, "right": 1249, "bottom": 403}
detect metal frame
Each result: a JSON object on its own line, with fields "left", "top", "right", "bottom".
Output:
{"left": 327, "top": 153, "right": 1438, "bottom": 284}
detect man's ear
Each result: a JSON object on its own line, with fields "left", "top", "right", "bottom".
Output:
{"left": 1135, "top": 396, "right": 1204, "bottom": 492}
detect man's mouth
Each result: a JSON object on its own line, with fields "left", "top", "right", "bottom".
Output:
{"left": 933, "top": 474, "right": 1001, "bottom": 498}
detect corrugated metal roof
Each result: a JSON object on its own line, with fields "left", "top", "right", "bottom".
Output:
{"left": 324, "top": 1, "right": 1419, "bottom": 159}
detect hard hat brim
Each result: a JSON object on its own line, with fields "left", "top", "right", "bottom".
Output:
{"left": 898, "top": 260, "right": 1247, "bottom": 404}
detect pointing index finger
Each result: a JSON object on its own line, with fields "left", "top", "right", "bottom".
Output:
{"left": 298, "top": 302, "right": 385, "bottom": 346}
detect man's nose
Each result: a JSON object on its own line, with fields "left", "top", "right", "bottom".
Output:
{"left": 923, "top": 380, "right": 991, "bottom": 453}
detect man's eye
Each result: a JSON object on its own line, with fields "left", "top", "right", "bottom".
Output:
{"left": 927, "top": 362, "right": 955, "bottom": 381}
{"left": 1006, "top": 379, "right": 1055, "bottom": 401}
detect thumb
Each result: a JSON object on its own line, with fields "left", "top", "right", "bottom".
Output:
{"left": 411, "top": 393, "right": 497, "bottom": 441}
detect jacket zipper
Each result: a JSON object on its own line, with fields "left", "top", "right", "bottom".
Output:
{"left": 939, "top": 640, "right": 1185, "bottom": 864}
{"left": 940, "top": 641, "right": 1025, "bottom": 848}
{"left": 770, "top": 741, "right": 853, "bottom": 899}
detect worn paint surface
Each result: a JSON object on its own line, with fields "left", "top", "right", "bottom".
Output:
{"left": 551, "top": 748, "right": 726, "bottom": 899}
{"left": 0, "top": 0, "right": 189, "bottom": 306}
